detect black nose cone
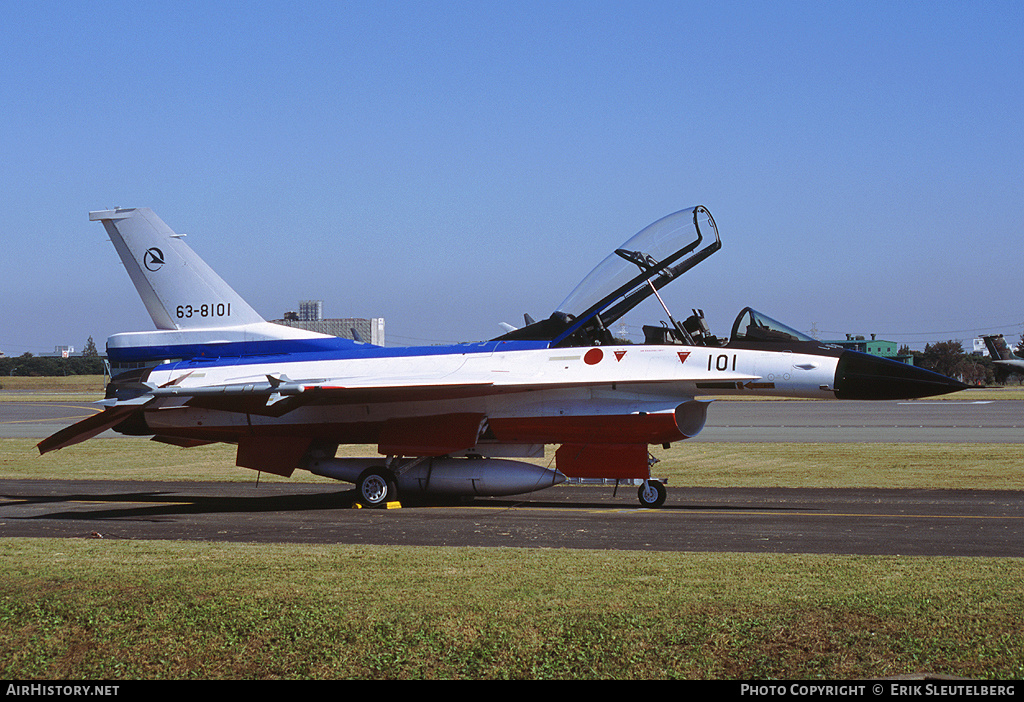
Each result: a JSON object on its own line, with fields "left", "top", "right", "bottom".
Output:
{"left": 834, "top": 351, "right": 968, "bottom": 400}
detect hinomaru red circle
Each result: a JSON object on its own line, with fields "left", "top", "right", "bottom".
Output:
{"left": 584, "top": 348, "right": 604, "bottom": 365}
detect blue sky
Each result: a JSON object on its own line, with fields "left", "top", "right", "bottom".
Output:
{"left": 2, "top": 0, "right": 1021, "bottom": 354}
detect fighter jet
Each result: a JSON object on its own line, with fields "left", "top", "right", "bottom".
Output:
{"left": 39, "top": 206, "right": 966, "bottom": 508}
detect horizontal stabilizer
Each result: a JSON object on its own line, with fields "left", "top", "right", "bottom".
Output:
{"left": 37, "top": 404, "right": 147, "bottom": 454}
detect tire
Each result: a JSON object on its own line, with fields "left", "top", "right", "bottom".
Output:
{"left": 637, "top": 479, "right": 667, "bottom": 508}
{"left": 357, "top": 467, "right": 398, "bottom": 508}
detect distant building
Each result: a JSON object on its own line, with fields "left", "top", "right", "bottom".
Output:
{"left": 824, "top": 334, "right": 915, "bottom": 364}
{"left": 41, "top": 345, "right": 76, "bottom": 358}
{"left": 298, "top": 300, "right": 323, "bottom": 322}
{"left": 273, "top": 300, "right": 385, "bottom": 346}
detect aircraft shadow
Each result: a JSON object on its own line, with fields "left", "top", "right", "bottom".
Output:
{"left": 2, "top": 487, "right": 360, "bottom": 522}
{"left": 2, "top": 485, "right": 819, "bottom": 523}
{"left": 446, "top": 493, "right": 816, "bottom": 513}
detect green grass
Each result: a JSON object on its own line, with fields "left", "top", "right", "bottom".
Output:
{"left": 2, "top": 540, "right": 1022, "bottom": 680}
{"left": 0, "top": 375, "right": 105, "bottom": 401}
{"left": 650, "top": 442, "right": 1024, "bottom": 490}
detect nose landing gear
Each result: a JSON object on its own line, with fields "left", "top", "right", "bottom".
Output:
{"left": 637, "top": 479, "right": 667, "bottom": 508}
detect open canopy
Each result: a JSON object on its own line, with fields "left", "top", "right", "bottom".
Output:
{"left": 496, "top": 206, "right": 721, "bottom": 347}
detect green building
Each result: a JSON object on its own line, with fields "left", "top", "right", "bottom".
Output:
{"left": 824, "top": 334, "right": 915, "bottom": 364}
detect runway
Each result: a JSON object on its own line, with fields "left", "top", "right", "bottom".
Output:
{"left": 695, "top": 397, "right": 1024, "bottom": 443}
{"left": 2, "top": 397, "right": 1022, "bottom": 556}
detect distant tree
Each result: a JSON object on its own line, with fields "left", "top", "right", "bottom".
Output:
{"left": 83, "top": 336, "right": 99, "bottom": 357}
{"left": 917, "top": 339, "right": 1005, "bottom": 386}
{"left": 0, "top": 352, "right": 104, "bottom": 376}
{"left": 920, "top": 340, "right": 965, "bottom": 379}
{"left": 959, "top": 356, "right": 992, "bottom": 386}
{"left": 990, "top": 358, "right": 1019, "bottom": 386}
{"left": 0, "top": 353, "right": 32, "bottom": 376}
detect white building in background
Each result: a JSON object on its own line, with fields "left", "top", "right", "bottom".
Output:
{"left": 40, "top": 345, "right": 76, "bottom": 358}
{"left": 273, "top": 300, "right": 385, "bottom": 346}
{"left": 298, "top": 299, "right": 323, "bottom": 322}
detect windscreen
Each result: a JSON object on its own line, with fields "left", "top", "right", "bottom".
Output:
{"left": 730, "top": 308, "right": 815, "bottom": 344}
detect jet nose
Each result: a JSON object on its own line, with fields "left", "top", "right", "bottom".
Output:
{"left": 834, "top": 351, "right": 968, "bottom": 400}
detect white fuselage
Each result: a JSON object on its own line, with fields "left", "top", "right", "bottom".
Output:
{"left": 140, "top": 344, "right": 840, "bottom": 449}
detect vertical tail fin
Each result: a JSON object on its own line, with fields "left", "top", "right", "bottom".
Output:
{"left": 982, "top": 334, "right": 1014, "bottom": 361}
{"left": 92, "top": 208, "right": 265, "bottom": 330}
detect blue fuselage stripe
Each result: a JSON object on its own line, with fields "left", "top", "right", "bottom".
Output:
{"left": 107, "top": 338, "right": 551, "bottom": 368}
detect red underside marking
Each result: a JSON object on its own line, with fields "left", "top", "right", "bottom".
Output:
{"left": 235, "top": 435, "right": 313, "bottom": 477}
{"left": 556, "top": 443, "right": 650, "bottom": 480}
{"left": 189, "top": 413, "right": 486, "bottom": 468}
{"left": 146, "top": 413, "right": 684, "bottom": 473}
{"left": 377, "top": 413, "right": 485, "bottom": 456}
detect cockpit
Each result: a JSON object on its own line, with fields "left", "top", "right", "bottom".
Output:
{"left": 494, "top": 205, "right": 822, "bottom": 353}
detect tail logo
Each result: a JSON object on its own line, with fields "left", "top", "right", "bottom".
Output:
{"left": 143, "top": 248, "right": 165, "bottom": 272}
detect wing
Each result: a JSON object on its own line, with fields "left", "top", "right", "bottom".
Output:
{"left": 152, "top": 375, "right": 500, "bottom": 416}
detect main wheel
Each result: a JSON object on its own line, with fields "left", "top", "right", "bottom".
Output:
{"left": 637, "top": 479, "right": 667, "bottom": 508}
{"left": 357, "top": 467, "right": 398, "bottom": 508}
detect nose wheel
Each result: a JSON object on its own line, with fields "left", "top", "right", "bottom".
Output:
{"left": 637, "top": 479, "right": 667, "bottom": 508}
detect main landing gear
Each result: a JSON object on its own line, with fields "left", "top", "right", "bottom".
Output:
{"left": 356, "top": 467, "right": 398, "bottom": 508}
